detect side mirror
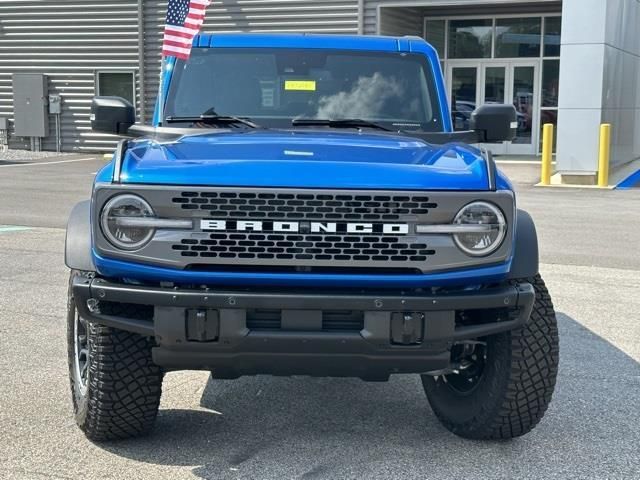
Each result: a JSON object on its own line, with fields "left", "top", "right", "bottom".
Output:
{"left": 470, "top": 104, "right": 517, "bottom": 143}
{"left": 90, "top": 96, "right": 135, "bottom": 135}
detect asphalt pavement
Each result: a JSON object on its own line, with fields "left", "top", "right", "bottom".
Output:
{"left": 0, "top": 155, "right": 638, "bottom": 479}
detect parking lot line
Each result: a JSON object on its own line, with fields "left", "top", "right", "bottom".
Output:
{"left": 0, "top": 225, "right": 32, "bottom": 233}
{"left": 0, "top": 157, "right": 96, "bottom": 168}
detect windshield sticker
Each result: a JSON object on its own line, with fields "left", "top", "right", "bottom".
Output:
{"left": 285, "top": 80, "right": 317, "bottom": 91}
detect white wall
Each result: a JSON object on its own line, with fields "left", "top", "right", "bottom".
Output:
{"left": 557, "top": 0, "right": 640, "bottom": 173}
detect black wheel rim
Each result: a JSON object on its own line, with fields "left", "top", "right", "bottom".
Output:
{"left": 443, "top": 343, "right": 487, "bottom": 395}
{"left": 73, "top": 312, "right": 89, "bottom": 395}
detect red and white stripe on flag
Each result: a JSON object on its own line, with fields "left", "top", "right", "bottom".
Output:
{"left": 162, "top": 0, "right": 211, "bottom": 60}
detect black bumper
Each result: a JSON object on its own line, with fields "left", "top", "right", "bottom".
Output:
{"left": 72, "top": 276, "right": 535, "bottom": 379}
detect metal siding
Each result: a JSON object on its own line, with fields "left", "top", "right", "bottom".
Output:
{"left": 0, "top": 0, "right": 142, "bottom": 152}
{"left": 364, "top": 1, "right": 562, "bottom": 35}
{"left": 378, "top": 7, "right": 424, "bottom": 36}
{"left": 143, "top": 0, "right": 360, "bottom": 123}
{"left": 0, "top": 0, "right": 565, "bottom": 152}
{"left": 1, "top": 0, "right": 359, "bottom": 151}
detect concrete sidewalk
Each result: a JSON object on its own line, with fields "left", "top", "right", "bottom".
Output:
{"left": 495, "top": 158, "right": 545, "bottom": 186}
{"left": 0, "top": 149, "right": 72, "bottom": 163}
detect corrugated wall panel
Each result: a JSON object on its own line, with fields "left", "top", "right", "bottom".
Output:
{"left": 1, "top": 0, "right": 360, "bottom": 151}
{"left": 0, "top": 0, "right": 141, "bottom": 152}
{"left": 364, "top": 0, "right": 563, "bottom": 35}
{"left": 0, "top": 0, "right": 565, "bottom": 152}
{"left": 378, "top": 7, "right": 424, "bottom": 36}
{"left": 364, "top": 1, "right": 435, "bottom": 35}
{"left": 143, "top": 0, "right": 360, "bottom": 122}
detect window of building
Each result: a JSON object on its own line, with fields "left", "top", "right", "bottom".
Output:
{"left": 540, "top": 59, "right": 560, "bottom": 152}
{"left": 96, "top": 71, "right": 136, "bottom": 108}
{"left": 541, "top": 60, "right": 560, "bottom": 107}
{"left": 495, "top": 17, "right": 542, "bottom": 58}
{"left": 543, "top": 17, "right": 562, "bottom": 57}
{"left": 448, "top": 19, "right": 493, "bottom": 59}
{"left": 539, "top": 111, "right": 558, "bottom": 152}
{"left": 425, "top": 14, "right": 562, "bottom": 154}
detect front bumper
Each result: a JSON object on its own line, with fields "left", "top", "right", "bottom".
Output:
{"left": 72, "top": 276, "right": 535, "bottom": 380}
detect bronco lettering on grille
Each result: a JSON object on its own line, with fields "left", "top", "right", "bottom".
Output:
{"left": 200, "top": 220, "right": 410, "bottom": 235}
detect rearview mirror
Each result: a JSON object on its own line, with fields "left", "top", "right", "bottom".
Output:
{"left": 470, "top": 104, "right": 517, "bottom": 143}
{"left": 90, "top": 96, "right": 135, "bottom": 135}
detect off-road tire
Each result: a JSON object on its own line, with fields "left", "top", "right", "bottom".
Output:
{"left": 422, "top": 274, "right": 559, "bottom": 439}
{"left": 67, "top": 270, "right": 163, "bottom": 441}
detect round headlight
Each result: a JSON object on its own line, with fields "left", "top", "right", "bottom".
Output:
{"left": 453, "top": 201, "right": 506, "bottom": 257}
{"left": 100, "top": 194, "right": 155, "bottom": 250}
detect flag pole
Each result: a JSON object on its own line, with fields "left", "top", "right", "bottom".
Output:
{"left": 158, "top": 56, "right": 166, "bottom": 126}
{"left": 160, "top": 0, "right": 212, "bottom": 126}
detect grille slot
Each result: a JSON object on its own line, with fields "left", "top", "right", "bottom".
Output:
{"left": 172, "top": 191, "right": 437, "bottom": 221}
{"left": 322, "top": 310, "right": 364, "bottom": 331}
{"left": 246, "top": 309, "right": 281, "bottom": 330}
{"left": 246, "top": 309, "right": 364, "bottom": 332}
{"left": 172, "top": 233, "right": 435, "bottom": 263}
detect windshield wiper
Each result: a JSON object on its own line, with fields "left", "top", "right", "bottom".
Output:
{"left": 291, "top": 118, "right": 392, "bottom": 132}
{"left": 165, "top": 115, "right": 260, "bottom": 129}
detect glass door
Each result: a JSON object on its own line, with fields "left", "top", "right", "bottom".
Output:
{"left": 448, "top": 64, "right": 478, "bottom": 131}
{"left": 480, "top": 64, "right": 508, "bottom": 154}
{"left": 507, "top": 63, "right": 538, "bottom": 154}
{"left": 482, "top": 65, "right": 507, "bottom": 104}
{"left": 480, "top": 62, "right": 538, "bottom": 154}
{"left": 448, "top": 61, "right": 539, "bottom": 154}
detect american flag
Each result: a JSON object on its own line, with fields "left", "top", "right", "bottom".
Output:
{"left": 162, "top": 0, "right": 211, "bottom": 60}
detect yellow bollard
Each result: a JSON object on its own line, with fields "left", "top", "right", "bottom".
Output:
{"left": 598, "top": 124, "right": 611, "bottom": 187}
{"left": 540, "top": 123, "right": 554, "bottom": 185}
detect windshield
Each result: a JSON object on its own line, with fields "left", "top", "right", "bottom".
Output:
{"left": 164, "top": 47, "right": 443, "bottom": 132}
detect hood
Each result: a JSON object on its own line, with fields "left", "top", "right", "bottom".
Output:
{"left": 116, "top": 130, "right": 494, "bottom": 191}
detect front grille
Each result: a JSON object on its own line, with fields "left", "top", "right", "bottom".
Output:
{"left": 94, "top": 186, "right": 515, "bottom": 275}
{"left": 246, "top": 309, "right": 364, "bottom": 332}
{"left": 172, "top": 191, "right": 438, "bottom": 221}
{"left": 172, "top": 232, "right": 435, "bottom": 263}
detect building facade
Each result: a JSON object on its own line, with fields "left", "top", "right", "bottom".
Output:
{"left": 0, "top": 0, "right": 638, "bottom": 179}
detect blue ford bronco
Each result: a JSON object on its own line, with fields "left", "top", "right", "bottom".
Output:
{"left": 66, "top": 33, "right": 559, "bottom": 441}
